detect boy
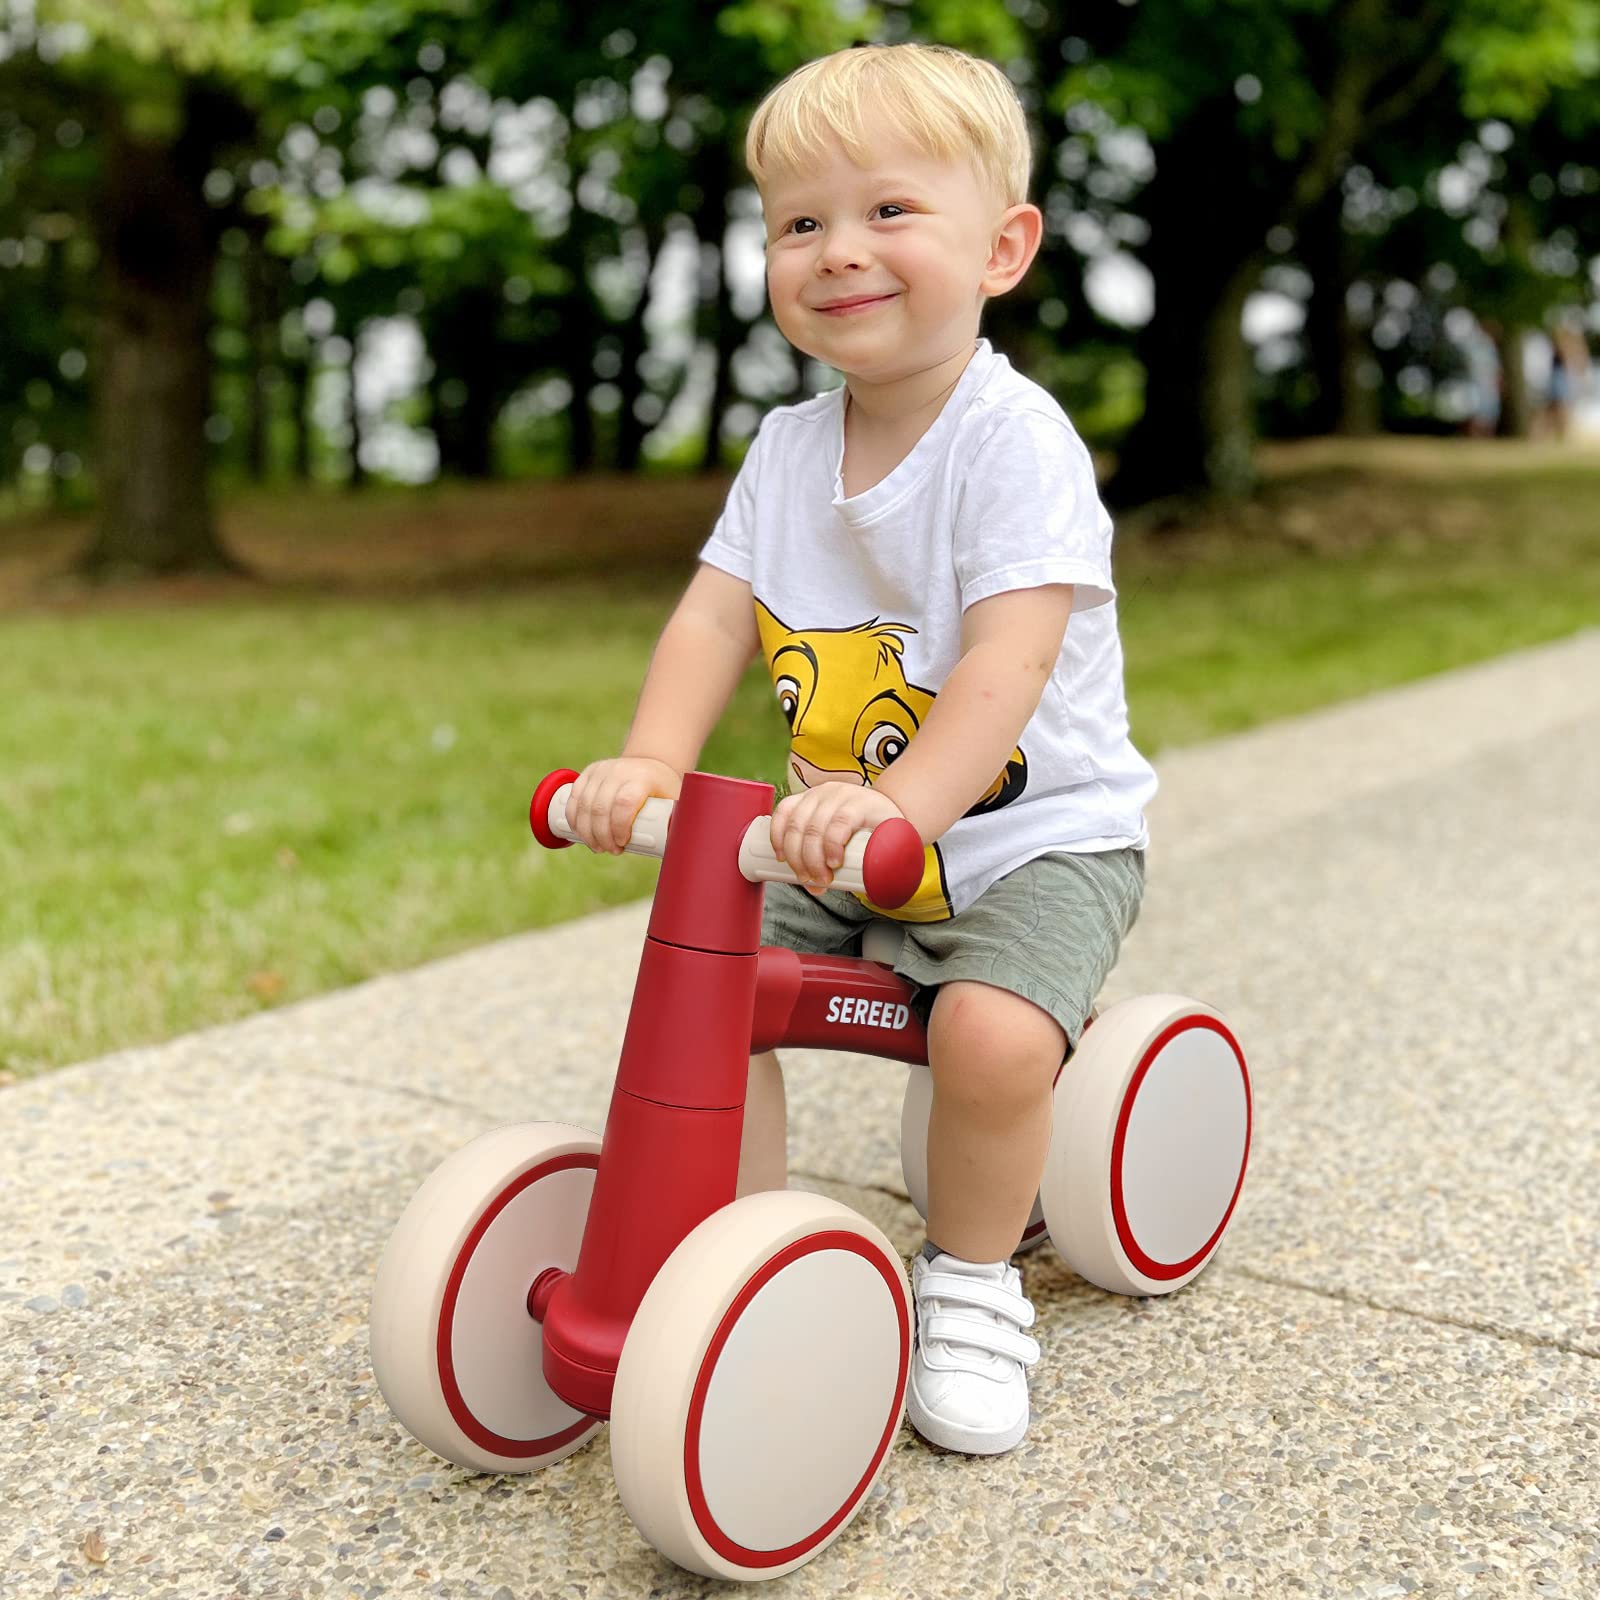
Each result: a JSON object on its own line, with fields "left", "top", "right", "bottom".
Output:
{"left": 566, "top": 41, "right": 1155, "bottom": 1456}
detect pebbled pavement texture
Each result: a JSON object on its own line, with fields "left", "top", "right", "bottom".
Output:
{"left": 3, "top": 630, "right": 1598, "bottom": 1600}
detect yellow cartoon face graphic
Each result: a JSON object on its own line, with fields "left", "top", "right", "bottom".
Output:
{"left": 755, "top": 599, "right": 1027, "bottom": 920}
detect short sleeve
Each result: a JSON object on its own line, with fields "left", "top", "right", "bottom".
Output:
{"left": 698, "top": 422, "right": 764, "bottom": 582}
{"left": 952, "top": 410, "right": 1116, "bottom": 613}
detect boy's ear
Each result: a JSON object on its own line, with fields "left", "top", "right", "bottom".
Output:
{"left": 980, "top": 203, "right": 1044, "bottom": 300}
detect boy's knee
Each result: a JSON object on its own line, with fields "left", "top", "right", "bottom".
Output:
{"left": 927, "top": 982, "right": 1064, "bottom": 1113}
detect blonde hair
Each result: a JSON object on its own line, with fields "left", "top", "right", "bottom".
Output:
{"left": 744, "top": 43, "right": 1032, "bottom": 210}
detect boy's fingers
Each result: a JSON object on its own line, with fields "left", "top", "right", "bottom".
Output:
{"left": 611, "top": 787, "right": 641, "bottom": 852}
{"left": 800, "top": 806, "right": 825, "bottom": 883}
{"left": 605, "top": 788, "right": 633, "bottom": 853}
{"left": 824, "top": 811, "right": 855, "bottom": 869}
{"left": 802, "top": 819, "right": 831, "bottom": 890}
{"left": 800, "top": 807, "right": 833, "bottom": 885}
{"left": 594, "top": 781, "right": 623, "bottom": 853}
{"left": 781, "top": 816, "right": 810, "bottom": 879}
{"left": 581, "top": 769, "right": 617, "bottom": 849}
{"left": 773, "top": 793, "right": 837, "bottom": 887}
{"left": 585, "top": 787, "right": 608, "bottom": 852}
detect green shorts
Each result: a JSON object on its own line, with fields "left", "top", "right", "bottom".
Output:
{"left": 760, "top": 848, "right": 1145, "bottom": 1049}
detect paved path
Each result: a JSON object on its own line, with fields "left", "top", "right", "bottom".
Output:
{"left": 5, "top": 631, "right": 1599, "bottom": 1600}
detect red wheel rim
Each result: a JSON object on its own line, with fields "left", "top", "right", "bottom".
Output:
{"left": 436, "top": 1152, "right": 599, "bottom": 1456}
{"left": 683, "top": 1232, "right": 909, "bottom": 1568}
{"left": 1109, "top": 1015, "right": 1251, "bottom": 1281}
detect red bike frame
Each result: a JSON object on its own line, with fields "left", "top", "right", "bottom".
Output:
{"left": 529, "top": 770, "right": 928, "bottom": 1418}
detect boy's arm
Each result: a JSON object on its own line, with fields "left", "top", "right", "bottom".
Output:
{"left": 569, "top": 563, "right": 758, "bottom": 854}
{"left": 873, "top": 584, "right": 1073, "bottom": 841}
{"left": 622, "top": 563, "right": 760, "bottom": 771}
{"left": 770, "top": 584, "right": 1073, "bottom": 890}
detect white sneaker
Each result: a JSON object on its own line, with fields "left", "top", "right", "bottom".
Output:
{"left": 907, "top": 1252, "right": 1041, "bottom": 1455}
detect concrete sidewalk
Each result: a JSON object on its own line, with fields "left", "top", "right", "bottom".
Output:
{"left": 4, "top": 631, "right": 1599, "bottom": 1600}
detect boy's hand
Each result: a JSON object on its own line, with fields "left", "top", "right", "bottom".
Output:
{"left": 770, "top": 782, "right": 909, "bottom": 896}
{"left": 568, "top": 758, "right": 681, "bottom": 854}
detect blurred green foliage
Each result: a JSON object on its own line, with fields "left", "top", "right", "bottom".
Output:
{"left": 0, "top": 0, "right": 1596, "bottom": 536}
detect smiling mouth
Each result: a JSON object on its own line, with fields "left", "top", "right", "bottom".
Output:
{"left": 816, "top": 294, "right": 898, "bottom": 315}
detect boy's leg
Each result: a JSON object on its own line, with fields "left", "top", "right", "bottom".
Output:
{"left": 735, "top": 1050, "right": 787, "bottom": 1196}
{"left": 909, "top": 978, "right": 1056, "bottom": 1456}
{"left": 890, "top": 848, "right": 1146, "bottom": 1255}
{"left": 923, "top": 981, "right": 1065, "bottom": 1261}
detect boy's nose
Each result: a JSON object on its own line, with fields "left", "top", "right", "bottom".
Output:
{"left": 817, "top": 228, "right": 871, "bottom": 273}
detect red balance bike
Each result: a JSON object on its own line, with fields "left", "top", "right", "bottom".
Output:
{"left": 369, "top": 769, "right": 1251, "bottom": 1582}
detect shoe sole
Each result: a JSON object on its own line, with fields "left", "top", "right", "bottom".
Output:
{"left": 905, "top": 1381, "right": 1028, "bottom": 1456}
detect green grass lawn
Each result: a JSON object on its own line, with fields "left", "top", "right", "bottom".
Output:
{"left": 3, "top": 441, "right": 1598, "bottom": 1077}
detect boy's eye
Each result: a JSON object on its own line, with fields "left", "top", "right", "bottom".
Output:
{"left": 783, "top": 204, "right": 907, "bottom": 237}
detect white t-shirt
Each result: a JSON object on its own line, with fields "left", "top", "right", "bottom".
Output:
{"left": 700, "top": 336, "right": 1156, "bottom": 922}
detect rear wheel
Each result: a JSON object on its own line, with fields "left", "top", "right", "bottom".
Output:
{"left": 1040, "top": 997, "right": 1250, "bottom": 1296}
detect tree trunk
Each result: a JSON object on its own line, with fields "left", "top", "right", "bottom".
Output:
{"left": 1301, "top": 191, "right": 1342, "bottom": 437}
{"left": 347, "top": 354, "right": 367, "bottom": 489}
{"left": 1301, "top": 182, "right": 1379, "bottom": 437}
{"left": 82, "top": 102, "right": 242, "bottom": 576}
{"left": 616, "top": 217, "right": 667, "bottom": 473}
{"left": 1496, "top": 326, "right": 1534, "bottom": 439}
{"left": 1496, "top": 194, "right": 1538, "bottom": 439}
{"left": 287, "top": 351, "right": 313, "bottom": 480}
{"left": 552, "top": 213, "right": 601, "bottom": 473}
{"left": 562, "top": 345, "right": 598, "bottom": 472}
{"left": 1111, "top": 250, "right": 1261, "bottom": 505}
{"left": 244, "top": 228, "right": 277, "bottom": 482}
{"left": 1108, "top": 106, "right": 1268, "bottom": 506}
{"left": 428, "top": 287, "right": 502, "bottom": 477}
{"left": 1110, "top": 9, "right": 1401, "bottom": 504}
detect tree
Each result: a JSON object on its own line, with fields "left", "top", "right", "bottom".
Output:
{"left": 1054, "top": 0, "right": 1600, "bottom": 503}
{"left": 498, "top": 0, "right": 885, "bottom": 472}
{"left": 1298, "top": 10, "right": 1600, "bottom": 440}
{"left": 88, "top": 81, "right": 254, "bottom": 572}
{"left": 0, "top": 11, "right": 102, "bottom": 509}
{"left": 25, "top": 0, "right": 477, "bottom": 572}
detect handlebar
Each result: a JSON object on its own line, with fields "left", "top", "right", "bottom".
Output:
{"left": 530, "top": 769, "right": 925, "bottom": 910}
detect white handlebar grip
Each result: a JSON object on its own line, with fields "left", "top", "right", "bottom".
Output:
{"left": 547, "top": 783, "right": 674, "bottom": 859}
{"left": 737, "top": 818, "right": 874, "bottom": 896}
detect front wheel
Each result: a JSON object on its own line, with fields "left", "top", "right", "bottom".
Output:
{"left": 610, "top": 1190, "right": 911, "bottom": 1581}
{"left": 370, "top": 1122, "right": 604, "bottom": 1473}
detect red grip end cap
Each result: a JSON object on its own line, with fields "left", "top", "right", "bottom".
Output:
{"left": 530, "top": 768, "right": 580, "bottom": 850}
{"left": 862, "top": 817, "right": 924, "bottom": 909}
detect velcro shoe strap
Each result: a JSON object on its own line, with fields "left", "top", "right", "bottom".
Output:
{"left": 923, "top": 1313, "right": 1041, "bottom": 1367}
{"left": 918, "top": 1272, "right": 1037, "bottom": 1328}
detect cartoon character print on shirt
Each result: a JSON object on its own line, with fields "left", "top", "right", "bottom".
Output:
{"left": 755, "top": 598, "right": 1027, "bottom": 922}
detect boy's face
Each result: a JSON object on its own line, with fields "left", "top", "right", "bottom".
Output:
{"left": 760, "top": 123, "right": 1033, "bottom": 387}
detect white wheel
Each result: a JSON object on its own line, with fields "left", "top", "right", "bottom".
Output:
{"left": 900, "top": 1065, "right": 1050, "bottom": 1255}
{"left": 1041, "top": 997, "right": 1250, "bottom": 1296}
{"left": 370, "top": 1122, "right": 604, "bottom": 1473}
{"left": 611, "top": 1190, "right": 911, "bottom": 1581}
